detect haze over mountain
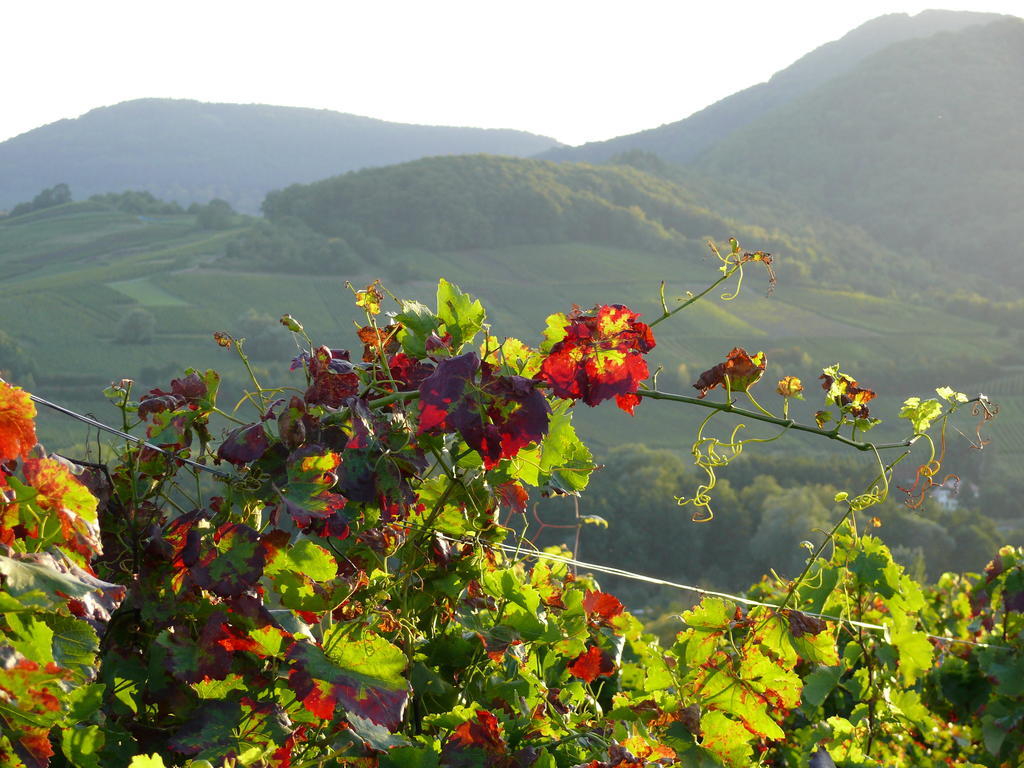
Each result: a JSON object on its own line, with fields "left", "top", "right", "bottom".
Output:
{"left": 539, "top": 9, "right": 1006, "bottom": 166}
{"left": 0, "top": 99, "right": 560, "bottom": 213}
{"left": 692, "top": 17, "right": 1024, "bottom": 290}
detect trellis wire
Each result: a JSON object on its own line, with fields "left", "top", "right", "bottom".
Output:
{"left": 28, "top": 392, "right": 233, "bottom": 479}
{"left": 27, "top": 393, "right": 1007, "bottom": 652}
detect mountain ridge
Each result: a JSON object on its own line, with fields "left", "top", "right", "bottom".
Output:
{"left": 538, "top": 9, "right": 1008, "bottom": 166}
{"left": 0, "top": 98, "right": 561, "bottom": 213}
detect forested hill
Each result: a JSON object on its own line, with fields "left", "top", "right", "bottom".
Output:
{"left": 0, "top": 99, "right": 560, "bottom": 214}
{"left": 692, "top": 17, "right": 1024, "bottom": 292}
{"left": 263, "top": 154, "right": 919, "bottom": 289}
{"left": 539, "top": 9, "right": 1004, "bottom": 166}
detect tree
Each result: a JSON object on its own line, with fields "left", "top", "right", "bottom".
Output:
{"left": 114, "top": 307, "right": 156, "bottom": 344}
{"left": 8, "top": 183, "right": 72, "bottom": 217}
{"left": 196, "top": 197, "right": 236, "bottom": 229}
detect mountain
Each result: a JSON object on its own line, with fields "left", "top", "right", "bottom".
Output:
{"left": 692, "top": 17, "right": 1024, "bottom": 291}
{"left": 0, "top": 99, "right": 561, "bottom": 213}
{"left": 539, "top": 9, "right": 1006, "bottom": 166}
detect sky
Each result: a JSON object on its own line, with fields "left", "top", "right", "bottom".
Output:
{"left": 3, "top": 1, "right": 1021, "bottom": 147}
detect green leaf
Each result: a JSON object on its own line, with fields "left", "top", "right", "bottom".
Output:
{"left": 981, "top": 652, "right": 1024, "bottom": 697}
{"left": 396, "top": 300, "right": 441, "bottom": 358}
{"left": 936, "top": 386, "right": 969, "bottom": 403}
{"left": 66, "top": 683, "right": 105, "bottom": 721}
{"left": 436, "top": 279, "right": 485, "bottom": 352}
{"left": 61, "top": 725, "right": 104, "bottom": 768}
{"left": 481, "top": 569, "right": 541, "bottom": 614}
{"left": 322, "top": 628, "right": 409, "bottom": 690}
{"left": 849, "top": 543, "right": 899, "bottom": 598}
{"left": 380, "top": 746, "right": 441, "bottom": 768}
{"left": 891, "top": 625, "right": 934, "bottom": 685}
{"left": 697, "top": 710, "right": 753, "bottom": 768}
{"left": 0, "top": 554, "right": 116, "bottom": 604}
{"left": 801, "top": 666, "right": 842, "bottom": 708}
{"left": 346, "top": 712, "right": 411, "bottom": 751}
{"left": 265, "top": 539, "right": 338, "bottom": 581}
{"left": 288, "top": 629, "right": 410, "bottom": 728}
{"left": 539, "top": 312, "right": 569, "bottom": 353}
{"left": 43, "top": 614, "right": 98, "bottom": 675}
{"left": 5, "top": 613, "right": 55, "bottom": 666}
{"left": 681, "top": 598, "right": 734, "bottom": 630}
{"left": 192, "top": 675, "right": 247, "bottom": 700}
{"left": 890, "top": 688, "right": 932, "bottom": 731}
{"left": 128, "top": 754, "right": 168, "bottom": 768}
{"left": 537, "top": 403, "right": 593, "bottom": 493}
{"left": 899, "top": 396, "right": 944, "bottom": 434}
{"left": 677, "top": 598, "right": 733, "bottom": 666}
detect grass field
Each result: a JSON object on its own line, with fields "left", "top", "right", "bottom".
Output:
{"left": 0, "top": 203, "right": 1017, "bottom": 477}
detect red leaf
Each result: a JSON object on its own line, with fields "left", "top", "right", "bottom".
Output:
{"left": 820, "top": 371, "right": 876, "bottom": 419}
{"left": 357, "top": 324, "right": 401, "bottom": 363}
{"left": 0, "top": 381, "right": 37, "bottom": 464}
{"left": 538, "top": 305, "right": 655, "bottom": 414}
{"left": 419, "top": 353, "right": 550, "bottom": 469}
{"left": 217, "top": 423, "right": 270, "bottom": 465}
{"left": 448, "top": 710, "right": 505, "bottom": 752}
{"left": 583, "top": 591, "right": 624, "bottom": 627}
{"left": 216, "top": 622, "right": 260, "bottom": 653}
{"left": 693, "top": 348, "right": 766, "bottom": 398}
{"left": 567, "top": 646, "right": 616, "bottom": 683}
{"left": 305, "top": 347, "right": 359, "bottom": 408}
{"left": 303, "top": 682, "right": 337, "bottom": 719}
{"left": 496, "top": 482, "right": 529, "bottom": 515}
{"left": 386, "top": 353, "right": 433, "bottom": 392}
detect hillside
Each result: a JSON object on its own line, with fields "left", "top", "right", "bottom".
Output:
{"left": 539, "top": 9, "right": 1004, "bottom": 165}
{"left": 2, "top": 184, "right": 1014, "bottom": 465}
{"left": 692, "top": 17, "right": 1024, "bottom": 293}
{"left": 261, "top": 153, "right": 922, "bottom": 289}
{"left": 0, "top": 99, "right": 560, "bottom": 213}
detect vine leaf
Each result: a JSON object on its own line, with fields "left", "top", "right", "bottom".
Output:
{"left": 0, "top": 380, "right": 37, "bottom": 463}
{"left": 15, "top": 458, "right": 101, "bottom": 561}
{"left": 286, "top": 630, "right": 409, "bottom": 729}
{"left": 697, "top": 710, "right": 754, "bottom": 768}
{"left": 279, "top": 448, "right": 346, "bottom": 521}
{"left": 820, "top": 365, "right": 876, "bottom": 419}
{"left": 583, "top": 590, "right": 624, "bottom": 627}
{"left": 693, "top": 348, "right": 766, "bottom": 398}
{"left": 305, "top": 347, "right": 359, "bottom": 407}
{"left": 418, "top": 353, "right": 550, "bottom": 469}
{"left": 567, "top": 645, "right": 616, "bottom": 682}
{"left": 436, "top": 279, "right": 486, "bottom": 353}
{"left": 191, "top": 523, "right": 265, "bottom": 598}
{"left": 538, "top": 304, "right": 655, "bottom": 414}
{"left": 216, "top": 423, "right": 269, "bottom": 465}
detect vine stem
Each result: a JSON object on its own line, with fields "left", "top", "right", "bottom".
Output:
{"left": 649, "top": 266, "right": 737, "bottom": 328}
{"left": 639, "top": 389, "right": 916, "bottom": 452}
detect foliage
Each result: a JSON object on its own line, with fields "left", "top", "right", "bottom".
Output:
{"left": 222, "top": 219, "right": 361, "bottom": 274}
{"left": 0, "top": 251, "right": 1021, "bottom": 768}
{"left": 114, "top": 308, "right": 157, "bottom": 345}
{"left": 193, "top": 199, "right": 238, "bottom": 231}
{"left": 8, "top": 184, "right": 72, "bottom": 218}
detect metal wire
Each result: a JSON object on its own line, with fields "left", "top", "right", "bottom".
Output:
{"left": 491, "top": 542, "right": 1005, "bottom": 650}
{"left": 22, "top": 390, "right": 1007, "bottom": 651}
{"left": 28, "top": 392, "right": 233, "bottom": 479}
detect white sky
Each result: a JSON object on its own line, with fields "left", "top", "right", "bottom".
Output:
{"left": 3, "top": 1, "right": 1021, "bottom": 146}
